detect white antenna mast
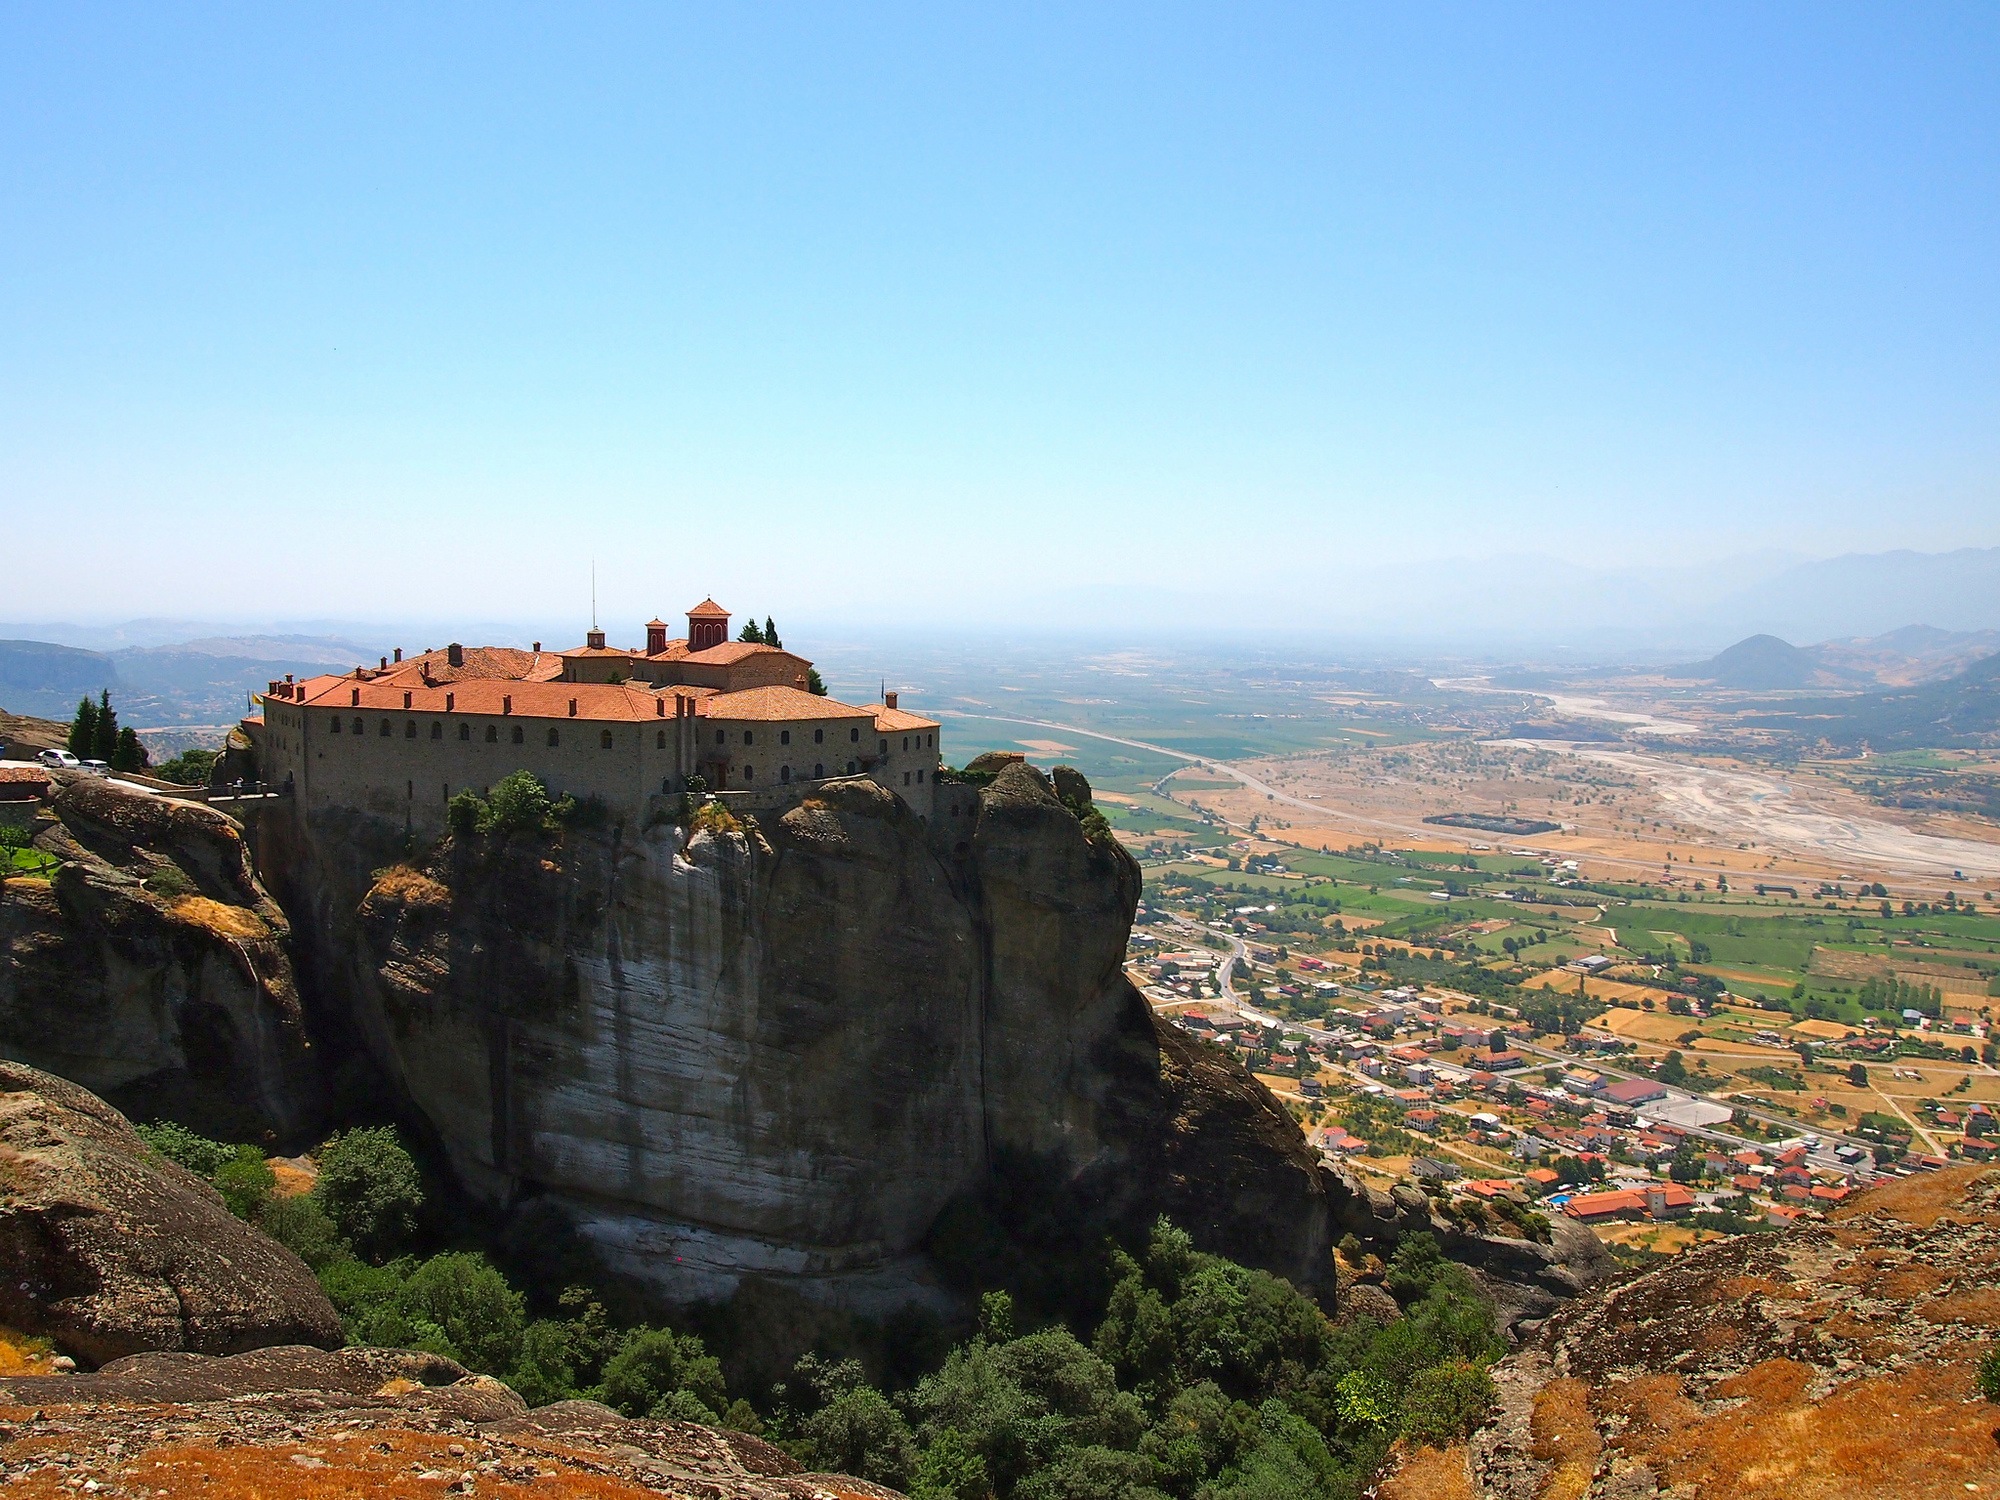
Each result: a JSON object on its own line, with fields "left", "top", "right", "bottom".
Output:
{"left": 591, "top": 561, "right": 598, "bottom": 632}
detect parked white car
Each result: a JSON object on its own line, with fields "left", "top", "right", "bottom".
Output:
{"left": 36, "top": 748, "right": 81, "bottom": 769}
{"left": 80, "top": 759, "right": 112, "bottom": 777}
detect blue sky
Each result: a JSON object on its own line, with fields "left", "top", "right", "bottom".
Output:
{"left": 3, "top": 5, "right": 1997, "bottom": 634}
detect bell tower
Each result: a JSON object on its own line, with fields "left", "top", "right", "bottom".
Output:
{"left": 687, "top": 599, "right": 730, "bottom": 652}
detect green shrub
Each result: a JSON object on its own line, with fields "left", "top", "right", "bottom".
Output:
{"left": 1980, "top": 1348, "right": 2000, "bottom": 1402}
{"left": 446, "top": 789, "right": 489, "bottom": 836}
{"left": 392, "top": 1252, "right": 525, "bottom": 1375}
{"left": 798, "top": 1385, "right": 917, "bottom": 1489}
{"left": 486, "top": 771, "right": 555, "bottom": 834}
{"left": 312, "top": 1125, "right": 424, "bottom": 1262}
{"left": 154, "top": 749, "right": 220, "bottom": 786}
{"left": 600, "top": 1326, "right": 728, "bottom": 1421}
{"left": 1397, "top": 1358, "right": 1496, "bottom": 1450}
{"left": 213, "top": 1144, "right": 276, "bottom": 1221}
{"left": 134, "top": 1121, "right": 233, "bottom": 1179}
{"left": 259, "top": 1193, "right": 348, "bottom": 1270}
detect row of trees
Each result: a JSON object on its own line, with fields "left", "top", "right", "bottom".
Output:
{"left": 734, "top": 615, "right": 830, "bottom": 694}
{"left": 66, "top": 691, "right": 149, "bottom": 771}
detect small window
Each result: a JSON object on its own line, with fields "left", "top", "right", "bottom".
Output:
{"left": 902, "top": 736, "right": 909, "bottom": 751}
{"left": 781, "top": 765, "right": 791, "bottom": 782}
{"left": 405, "top": 720, "right": 417, "bottom": 739}
{"left": 406, "top": 780, "right": 413, "bottom": 799}
{"left": 662, "top": 777, "right": 672, "bottom": 794}
{"left": 547, "top": 728, "right": 560, "bottom": 747}
{"left": 600, "top": 729, "right": 614, "bottom": 750}
{"left": 431, "top": 722, "right": 442, "bottom": 740}
{"left": 814, "top": 763, "right": 824, "bottom": 778}
{"left": 512, "top": 725, "right": 524, "bottom": 744}
{"left": 743, "top": 764, "right": 754, "bottom": 781}
{"left": 380, "top": 720, "right": 391, "bottom": 737}
{"left": 903, "top": 771, "right": 911, "bottom": 786}
{"left": 656, "top": 730, "right": 666, "bottom": 749}
{"left": 879, "top": 739, "right": 887, "bottom": 754}
{"left": 850, "top": 726, "right": 859, "bottom": 742}
{"left": 918, "top": 769, "right": 925, "bottom": 783}
{"left": 743, "top": 730, "right": 754, "bottom": 746}
{"left": 814, "top": 728, "right": 823, "bottom": 744}
{"left": 486, "top": 725, "right": 498, "bottom": 742}
{"left": 780, "top": 729, "right": 791, "bottom": 746}
{"left": 353, "top": 718, "right": 363, "bottom": 735}
{"left": 847, "top": 760, "right": 857, "bottom": 774}
{"left": 458, "top": 723, "right": 469, "bottom": 741}
{"left": 715, "top": 730, "right": 725, "bottom": 746}
{"left": 331, "top": 717, "right": 342, "bottom": 734}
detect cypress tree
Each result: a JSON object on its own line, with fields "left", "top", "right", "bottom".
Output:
{"left": 764, "top": 617, "right": 780, "bottom": 649}
{"left": 68, "top": 696, "right": 99, "bottom": 759}
{"left": 92, "top": 691, "right": 118, "bottom": 761}
{"left": 112, "top": 726, "right": 148, "bottom": 773}
{"left": 738, "top": 619, "right": 765, "bottom": 644}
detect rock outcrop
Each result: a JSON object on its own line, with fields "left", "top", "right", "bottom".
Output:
{"left": 1320, "top": 1163, "right": 1613, "bottom": 1335}
{"left": 1380, "top": 1164, "right": 2000, "bottom": 1499}
{"left": 0, "top": 1059, "right": 341, "bottom": 1367}
{"left": 0, "top": 775, "right": 319, "bottom": 1141}
{"left": 0, "top": 1344, "right": 898, "bottom": 1498}
{"left": 260, "top": 763, "right": 1337, "bottom": 1310}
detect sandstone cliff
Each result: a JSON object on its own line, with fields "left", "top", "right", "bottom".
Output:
{"left": 260, "top": 764, "right": 1335, "bottom": 1311}
{"left": 0, "top": 776, "right": 319, "bottom": 1141}
{"left": 1380, "top": 1164, "right": 2000, "bottom": 1500}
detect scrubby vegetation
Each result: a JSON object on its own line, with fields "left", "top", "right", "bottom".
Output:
{"left": 135, "top": 1117, "right": 1503, "bottom": 1499}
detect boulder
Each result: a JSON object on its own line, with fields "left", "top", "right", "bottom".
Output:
{"left": 0, "top": 1059, "right": 341, "bottom": 1366}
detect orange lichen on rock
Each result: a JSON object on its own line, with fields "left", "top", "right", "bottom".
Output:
{"left": 1377, "top": 1442, "right": 1477, "bottom": 1500}
{"left": 0, "top": 1331, "right": 58, "bottom": 1377}
{"left": 1528, "top": 1378, "right": 1600, "bottom": 1500}
{"left": 1830, "top": 1163, "right": 1994, "bottom": 1229}
{"left": 166, "top": 893, "right": 270, "bottom": 939}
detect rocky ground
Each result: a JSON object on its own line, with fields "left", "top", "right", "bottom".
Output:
{"left": 0, "top": 1345, "right": 900, "bottom": 1499}
{"left": 1380, "top": 1164, "right": 2000, "bottom": 1499}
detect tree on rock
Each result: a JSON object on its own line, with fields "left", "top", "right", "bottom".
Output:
{"left": 91, "top": 690, "right": 118, "bottom": 761}
{"left": 112, "top": 725, "right": 149, "bottom": 772}
{"left": 68, "top": 696, "right": 99, "bottom": 759}
{"left": 313, "top": 1125, "right": 424, "bottom": 1262}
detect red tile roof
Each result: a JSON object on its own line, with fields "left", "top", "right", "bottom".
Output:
{"left": 697, "top": 686, "right": 873, "bottom": 722}
{"left": 286, "top": 675, "right": 707, "bottom": 722}
{"left": 683, "top": 642, "right": 800, "bottom": 665}
{"left": 392, "top": 647, "right": 564, "bottom": 684}
{"left": 868, "top": 703, "right": 940, "bottom": 731}
{"left": 0, "top": 765, "right": 52, "bottom": 786}
{"left": 686, "top": 599, "right": 730, "bottom": 619}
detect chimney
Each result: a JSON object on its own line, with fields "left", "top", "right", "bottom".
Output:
{"left": 885, "top": 691, "right": 898, "bottom": 710}
{"left": 351, "top": 688, "right": 360, "bottom": 706}
{"left": 380, "top": 656, "right": 388, "bottom": 670}
{"left": 285, "top": 672, "right": 294, "bottom": 684}
{"left": 655, "top": 697, "right": 665, "bottom": 717}
{"left": 533, "top": 641, "right": 541, "bottom": 653}
{"left": 569, "top": 698, "right": 578, "bottom": 717}
{"left": 447, "top": 642, "right": 464, "bottom": 668}
{"left": 503, "top": 695, "right": 513, "bottom": 715}
{"left": 404, "top": 691, "right": 413, "bottom": 708}
{"left": 446, "top": 692, "right": 455, "bottom": 712}
{"left": 394, "top": 647, "right": 402, "bottom": 663}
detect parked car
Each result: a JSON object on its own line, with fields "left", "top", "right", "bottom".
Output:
{"left": 80, "top": 759, "right": 112, "bottom": 777}
{"left": 36, "top": 748, "right": 81, "bottom": 769}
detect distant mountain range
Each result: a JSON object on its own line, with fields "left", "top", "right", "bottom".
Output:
{"left": 1741, "top": 648, "right": 2000, "bottom": 748}
{"left": 1670, "top": 625, "right": 2000, "bottom": 691}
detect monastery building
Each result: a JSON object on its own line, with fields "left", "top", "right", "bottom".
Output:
{"left": 249, "top": 601, "right": 946, "bottom": 833}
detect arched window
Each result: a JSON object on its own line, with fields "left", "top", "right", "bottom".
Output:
{"left": 879, "top": 739, "right": 888, "bottom": 754}
{"left": 781, "top": 765, "right": 791, "bottom": 782}
{"left": 743, "top": 730, "right": 754, "bottom": 746}
{"left": 903, "top": 772, "right": 911, "bottom": 786}
{"left": 458, "top": 723, "right": 469, "bottom": 741}
{"left": 656, "top": 730, "right": 666, "bottom": 749}
{"left": 850, "top": 726, "right": 860, "bottom": 742}
{"left": 331, "top": 716, "right": 342, "bottom": 734}
{"left": 353, "top": 718, "right": 363, "bottom": 735}
{"left": 743, "top": 764, "right": 754, "bottom": 781}
{"left": 780, "top": 729, "right": 791, "bottom": 745}
{"left": 512, "top": 725, "right": 524, "bottom": 744}
{"left": 814, "top": 763, "right": 824, "bottom": 778}
{"left": 547, "top": 728, "right": 560, "bottom": 747}
{"left": 902, "top": 736, "right": 909, "bottom": 751}
{"left": 380, "top": 720, "right": 391, "bottom": 737}
{"left": 486, "top": 725, "right": 498, "bottom": 742}
{"left": 847, "top": 760, "right": 857, "bottom": 774}
{"left": 715, "top": 730, "right": 725, "bottom": 745}
{"left": 600, "top": 729, "right": 614, "bottom": 750}
{"left": 405, "top": 720, "right": 417, "bottom": 739}
{"left": 813, "top": 728, "right": 823, "bottom": 743}
{"left": 662, "top": 777, "right": 672, "bottom": 794}
{"left": 431, "top": 722, "right": 442, "bottom": 740}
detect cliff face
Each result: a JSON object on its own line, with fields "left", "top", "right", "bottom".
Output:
{"left": 262, "top": 765, "right": 1335, "bottom": 1309}
{"left": 0, "top": 776, "right": 319, "bottom": 1141}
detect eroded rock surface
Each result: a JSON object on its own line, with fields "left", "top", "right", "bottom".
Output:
{"left": 1380, "top": 1164, "right": 2000, "bottom": 1499}
{"left": 0, "top": 1344, "right": 899, "bottom": 1498}
{"left": 0, "top": 1060, "right": 341, "bottom": 1367}
{"left": 0, "top": 776, "right": 318, "bottom": 1141}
